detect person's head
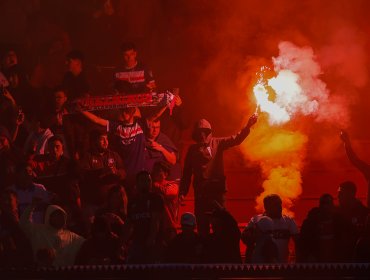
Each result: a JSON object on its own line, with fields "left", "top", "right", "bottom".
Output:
{"left": 255, "top": 216, "right": 274, "bottom": 238}
{"left": 319, "top": 193, "right": 334, "bottom": 212}
{"left": 90, "top": 130, "right": 109, "bottom": 152}
{"left": 54, "top": 87, "right": 68, "bottom": 109}
{"left": 151, "top": 161, "right": 171, "bottom": 182}
{"left": 47, "top": 136, "right": 64, "bottom": 159}
{"left": 263, "top": 194, "right": 283, "bottom": 219}
{"left": 119, "top": 107, "right": 136, "bottom": 123}
{"left": 66, "top": 50, "right": 84, "bottom": 76}
{"left": 338, "top": 181, "right": 357, "bottom": 207}
{"left": 106, "top": 184, "right": 127, "bottom": 211}
{"left": 33, "top": 115, "right": 50, "bottom": 134}
{"left": 0, "top": 126, "right": 11, "bottom": 151}
{"left": 136, "top": 171, "right": 152, "bottom": 194}
{"left": 46, "top": 205, "right": 67, "bottom": 230}
{"left": 91, "top": 215, "right": 112, "bottom": 238}
{"left": 181, "top": 212, "right": 196, "bottom": 233}
{"left": 15, "top": 162, "right": 35, "bottom": 188}
{"left": 0, "top": 189, "right": 18, "bottom": 214}
{"left": 120, "top": 42, "right": 137, "bottom": 68}
{"left": 2, "top": 49, "right": 18, "bottom": 69}
{"left": 192, "top": 119, "right": 212, "bottom": 145}
{"left": 147, "top": 119, "right": 161, "bottom": 140}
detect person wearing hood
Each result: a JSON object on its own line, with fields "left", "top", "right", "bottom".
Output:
{"left": 20, "top": 201, "right": 85, "bottom": 266}
{"left": 179, "top": 113, "right": 257, "bottom": 237}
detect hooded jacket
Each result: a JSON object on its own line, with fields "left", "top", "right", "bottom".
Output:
{"left": 20, "top": 204, "right": 85, "bottom": 266}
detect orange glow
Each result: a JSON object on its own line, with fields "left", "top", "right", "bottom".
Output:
{"left": 242, "top": 41, "right": 349, "bottom": 215}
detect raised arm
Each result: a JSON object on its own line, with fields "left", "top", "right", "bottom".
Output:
{"left": 219, "top": 113, "right": 258, "bottom": 149}
{"left": 81, "top": 111, "right": 108, "bottom": 127}
{"left": 340, "top": 131, "right": 370, "bottom": 175}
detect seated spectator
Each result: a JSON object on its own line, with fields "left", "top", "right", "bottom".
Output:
{"left": 203, "top": 206, "right": 241, "bottom": 263}
{"left": 0, "top": 189, "right": 33, "bottom": 268}
{"left": 9, "top": 163, "right": 51, "bottom": 223}
{"left": 242, "top": 194, "right": 299, "bottom": 263}
{"left": 75, "top": 214, "right": 124, "bottom": 265}
{"left": 151, "top": 161, "right": 179, "bottom": 243}
{"left": 19, "top": 202, "right": 85, "bottom": 266}
{"left": 165, "top": 212, "right": 203, "bottom": 263}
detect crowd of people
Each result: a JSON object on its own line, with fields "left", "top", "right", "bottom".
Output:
{"left": 1, "top": 40, "right": 370, "bottom": 268}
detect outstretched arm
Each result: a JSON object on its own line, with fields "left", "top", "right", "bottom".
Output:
{"left": 81, "top": 111, "right": 108, "bottom": 127}
{"left": 220, "top": 113, "right": 258, "bottom": 149}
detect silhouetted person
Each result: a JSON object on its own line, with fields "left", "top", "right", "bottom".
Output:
{"left": 355, "top": 215, "right": 370, "bottom": 262}
{"left": 336, "top": 181, "right": 369, "bottom": 261}
{"left": 203, "top": 207, "right": 242, "bottom": 263}
{"left": 298, "top": 194, "right": 351, "bottom": 262}
{"left": 0, "top": 189, "right": 33, "bottom": 268}
{"left": 151, "top": 161, "right": 179, "bottom": 244}
{"left": 340, "top": 130, "right": 370, "bottom": 208}
{"left": 165, "top": 212, "right": 203, "bottom": 263}
{"left": 62, "top": 50, "right": 90, "bottom": 100}
{"left": 180, "top": 114, "right": 257, "bottom": 237}
{"left": 75, "top": 214, "right": 124, "bottom": 265}
{"left": 126, "top": 171, "right": 165, "bottom": 263}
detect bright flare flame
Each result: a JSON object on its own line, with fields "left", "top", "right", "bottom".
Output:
{"left": 242, "top": 41, "right": 345, "bottom": 215}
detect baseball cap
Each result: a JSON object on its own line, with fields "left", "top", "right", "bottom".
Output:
{"left": 181, "top": 212, "right": 196, "bottom": 226}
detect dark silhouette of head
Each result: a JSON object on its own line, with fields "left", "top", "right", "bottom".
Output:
{"left": 263, "top": 194, "right": 283, "bottom": 219}
{"left": 338, "top": 181, "right": 357, "bottom": 207}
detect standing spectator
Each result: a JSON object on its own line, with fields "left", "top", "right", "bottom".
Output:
{"left": 165, "top": 212, "right": 203, "bottom": 263}
{"left": 79, "top": 130, "right": 125, "bottom": 207}
{"left": 24, "top": 116, "right": 54, "bottom": 156}
{"left": 126, "top": 171, "right": 165, "bottom": 263}
{"left": 340, "top": 131, "right": 370, "bottom": 208}
{"left": 62, "top": 50, "right": 90, "bottom": 100}
{"left": 114, "top": 42, "right": 156, "bottom": 94}
{"left": 29, "top": 136, "right": 84, "bottom": 235}
{"left": 203, "top": 207, "right": 242, "bottom": 263}
{"left": 242, "top": 194, "right": 299, "bottom": 263}
{"left": 0, "top": 189, "right": 33, "bottom": 268}
{"left": 336, "top": 181, "right": 369, "bottom": 261}
{"left": 0, "top": 126, "right": 24, "bottom": 190}
{"left": 180, "top": 114, "right": 257, "bottom": 237}
{"left": 81, "top": 104, "right": 168, "bottom": 194}
{"left": 20, "top": 202, "right": 85, "bottom": 266}
{"left": 298, "top": 194, "right": 350, "bottom": 262}
{"left": 145, "top": 119, "right": 181, "bottom": 181}
{"left": 151, "top": 161, "right": 179, "bottom": 243}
